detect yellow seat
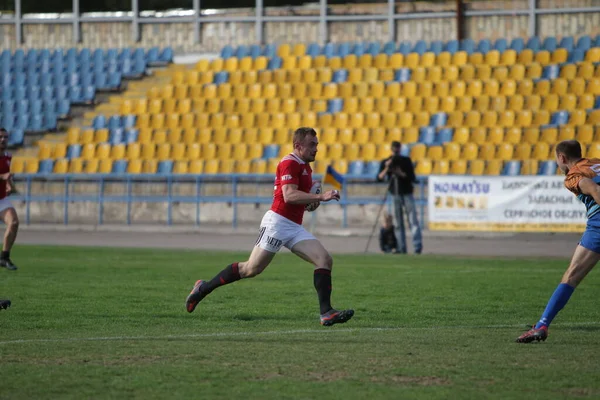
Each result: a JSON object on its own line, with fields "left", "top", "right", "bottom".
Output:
{"left": 524, "top": 95, "right": 541, "bottom": 112}
{"left": 172, "top": 160, "right": 189, "bottom": 174}
{"left": 578, "top": 62, "right": 595, "bottom": 79}
{"left": 508, "top": 95, "right": 524, "bottom": 112}
{"left": 466, "top": 80, "right": 482, "bottom": 97}
{"left": 517, "top": 49, "right": 534, "bottom": 64}
{"left": 452, "top": 51, "right": 468, "bottom": 66}
{"left": 534, "top": 50, "right": 551, "bottom": 65}
{"left": 432, "top": 160, "right": 449, "bottom": 175}
{"left": 501, "top": 80, "right": 516, "bottom": 96}
{"left": 411, "top": 67, "right": 426, "bottom": 83}
{"left": 371, "top": 127, "right": 386, "bottom": 144}
{"left": 469, "top": 127, "right": 487, "bottom": 144}
{"left": 469, "top": 53, "right": 483, "bottom": 65}
{"left": 551, "top": 48, "right": 568, "bottom": 64}
{"left": 459, "top": 64, "right": 475, "bottom": 80}
{"left": 401, "top": 81, "right": 417, "bottom": 97}
{"left": 468, "top": 159, "right": 485, "bottom": 175}
{"left": 476, "top": 65, "right": 492, "bottom": 80}
{"left": 410, "top": 143, "right": 427, "bottom": 160}
{"left": 417, "top": 81, "right": 433, "bottom": 98}
{"left": 588, "top": 143, "right": 600, "bottom": 158}
{"left": 385, "top": 82, "right": 400, "bottom": 97}
{"left": 436, "top": 51, "right": 452, "bottom": 67}
{"left": 110, "top": 144, "right": 125, "bottom": 159}
{"left": 401, "top": 127, "right": 418, "bottom": 143}
{"left": 541, "top": 94, "right": 559, "bottom": 112}
{"left": 540, "top": 127, "right": 558, "bottom": 144}
{"left": 465, "top": 111, "right": 481, "bottom": 129}
{"left": 485, "top": 50, "right": 500, "bottom": 66}
{"left": 500, "top": 50, "right": 517, "bottom": 66}
{"left": 576, "top": 125, "right": 593, "bottom": 143}
{"left": 186, "top": 143, "right": 202, "bottom": 160}
{"left": 532, "top": 142, "right": 551, "bottom": 160}
{"left": 185, "top": 159, "right": 202, "bottom": 174}
{"left": 408, "top": 97, "right": 423, "bottom": 114}
{"left": 126, "top": 159, "right": 142, "bottom": 174}
{"left": 474, "top": 96, "right": 490, "bottom": 112}
{"left": 452, "top": 127, "right": 469, "bottom": 144}
{"left": 447, "top": 111, "right": 464, "bottom": 128}
{"left": 505, "top": 127, "right": 522, "bottom": 144}
{"left": 515, "top": 143, "right": 532, "bottom": 160}
{"left": 496, "top": 143, "right": 514, "bottom": 160}
{"left": 484, "top": 80, "right": 500, "bottom": 96}
{"left": 155, "top": 143, "right": 171, "bottom": 161}
{"left": 487, "top": 126, "right": 504, "bottom": 143}
{"left": 569, "top": 109, "right": 586, "bottom": 127}
{"left": 344, "top": 143, "right": 360, "bottom": 161}
{"left": 415, "top": 159, "right": 432, "bottom": 175}
{"left": 518, "top": 79, "right": 534, "bottom": 96}
{"left": 491, "top": 96, "right": 507, "bottom": 112}
{"left": 390, "top": 98, "right": 406, "bottom": 113}
{"left": 440, "top": 96, "right": 456, "bottom": 113}
{"left": 523, "top": 127, "right": 540, "bottom": 144}
{"left": 559, "top": 125, "right": 576, "bottom": 141}
{"left": 96, "top": 143, "right": 111, "bottom": 159}
{"left": 67, "top": 158, "right": 83, "bottom": 174}
{"left": 479, "top": 143, "right": 496, "bottom": 160}
{"left": 443, "top": 142, "right": 461, "bottom": 160}
{"left": 533, "top": 110, "right": 550, "bottom": 126}
{"left": 449, "top": 159, "right": 467, "bottom": 175}
{"left": 434, "top": 81, "right": 449, "bottom": 97}
{"left": 485, "top": 160, "right": 503, "bottom": 176}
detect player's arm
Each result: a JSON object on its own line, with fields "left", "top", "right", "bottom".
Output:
{"left": 578, "top": 178, "right": 600, "bottom": 205}
{"left": 282, "top": 184, "right": 339, "bottom": 205}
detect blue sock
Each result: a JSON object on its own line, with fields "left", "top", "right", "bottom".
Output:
{"left": 535, "top": 283, "right": 575, "bottom": 329}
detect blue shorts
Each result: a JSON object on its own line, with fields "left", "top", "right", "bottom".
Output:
{"left": 580, "top": 217, "right": 600, "bottom": 254}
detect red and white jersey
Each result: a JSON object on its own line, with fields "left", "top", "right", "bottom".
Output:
{"left": 270, "top": 153, "right": 313, "bottom": 225}
{"left": 0, "top": 152, "right": 11, "bottom": 200}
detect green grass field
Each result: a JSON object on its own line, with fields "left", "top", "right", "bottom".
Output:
{"left": 1, "top": 245, "right": 600, "bottom": 399}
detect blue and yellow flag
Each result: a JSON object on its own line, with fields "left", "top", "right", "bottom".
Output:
{"left": 323, "top": 165, "right": 344, "bottom": 190}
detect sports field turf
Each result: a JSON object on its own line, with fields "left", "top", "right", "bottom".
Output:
{"left": 1, "top": 245, "right": 600, "bottom": 399}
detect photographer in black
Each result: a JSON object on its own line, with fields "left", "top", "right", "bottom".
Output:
{"left": 376, "top": 141, "right": 423, "bottom": 254}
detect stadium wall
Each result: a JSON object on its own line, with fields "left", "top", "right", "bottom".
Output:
{"left": 0, "top": 0, "right": 597, "bottom": 53}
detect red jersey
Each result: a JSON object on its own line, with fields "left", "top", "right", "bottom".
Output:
{"left": 0, "top": 153, "right": 11, "bottom": 200}
{"left": 271, "top": 153, "right": 313, "bottom": 225}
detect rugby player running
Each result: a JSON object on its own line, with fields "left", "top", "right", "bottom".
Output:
{"left": 185, "top": 127, "right": 355, "bottom": 326}
{"left": 517, "top": 140, "right": 600, "bottom": 343}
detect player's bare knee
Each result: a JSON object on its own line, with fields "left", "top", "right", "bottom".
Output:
{"left": 315, "top": 253, "right": 333, "bottom": 270}
{"left": 238, "top": 261, "right": 264, "bottom": 278}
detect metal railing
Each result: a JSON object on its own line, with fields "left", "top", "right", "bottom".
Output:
{"left": 12, "top": 173, "right": 427, "bottom": 228}
{"left": 0, "top": 0, "right": 599, "bottom": 46}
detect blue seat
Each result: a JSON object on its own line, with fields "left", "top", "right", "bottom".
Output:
{"left": 397, "top": 41, "right": 411, "bottom": 55}
{"left": 267, "top": 57, "right": 282, "bottom": 70}
{"left": 39, "top": 73, "right": 53, "bottom": 88}
{"left": 82, "top": 85, "right": 95, "bottom": 103}
{"left": 43, "top": 112, "right": 57, "bottom": 130}
{"left": 30, "top": 99, "right": 42, "bottom": 115}
{"left": 16, "top": 99, "right": 28, "bottom": 114}
{"left": 550, "top": 111, "right": 569, "bottom": 125}
{"left": 26, "top": 49, "right": 37, "bottom": 66}
{"left": 365, "top": 160, "right": 380, "bottom": 177}
{"left": 538, "top": 161, "right": 558, "bottom": 176}
{"left": 67, "top": 72, "right": 79, "bottom": 87}
{"left": 56, "top": 85, "right": 69, "bottom": 100}
{"left": 67, "top": 144, "right": 82, "bottom": 159}
{"left": 348, "top": 160, "right": 364, "bottom": 176}
{"left": 595, "top": 96, "right": 600, "bottom": 109}
{"left": 367, "top": 42, "right": 380, "bottom": 56}
{"left": 8, "top": 129, "right": 24, "bottom": 146}
{"left": 418, "top": 127, "right": 435, "bottom": 145}
{"left": 430, "top": 112, "right": 447, "bottom": 128}
{"left": 57, "top": 99, "right": 70, "bottom": 116}
{"left": 322, "top": 43, "right": 335, "bottom": 58}
{"left": 394, "top": 68, "right": 411, "bottom": 82}
{"left": 38, "top": 159, "right": 54, "bottom": 174}
{"left": 509, "top": 38, "right": 525, "bottom": 53}
{"left": 459, "top": 39, "right": 475, "bottom": 54}
{"left": 526, "top": 37, "right": 541, "bottom": 52}
{"left": 112, "top": 159, "right": 128, "bottom": 174}
{"left": 502, "top": 161, "right": 521, "bottom": 176}
{"left": 383, "top": 41, "right": 395, "bottom": 56}
{"left": 30, "top": 114, "right": 43, "bottom": 131}
{"left": 235, "top": 45, "right": 249, "bottom": 59}
{"left": 106, "top": 48, "right": 118, "bottom": 63}
{"left": 44, "top": 99, "right": 57, "bottom": 113}
{"left": 108, "top": 72, "right": 122, "bottom": 89}
{"left": 109, "top": 128, "right": 124, "bottom": 145}
{"left": 93, "top": 49, "right": 104, "bottom": 67}
{"left": 146, "top": 47, "right": 159, "bottom": 64}
{"left": 249, "top": 45, "right": 262, "bottom": 59}
{"left": 429, "top": 41, "right": 443, "bottom": 55}
{"left": 116, "top": 48, "right": 130, "bottom": 64}
{"left": 13, "top": 49, "right": 24, "bottom": 69}
{"left": 399, "top": 145, "right": 410, "bottom": 157}
{"left": 332, "top": 69, "right": 348, "bottom": 83}
{"left": 567, "top": 49, "right": 584, "bottom": 63}
{"left": 14, "top": 86, "right": 26, "bottom": 102}
{"left": 494, "top": 38, "right": 508, "bottom": 53}
{"left": 445, "top": 40, "right": 459, "bottom": 54}
{"left": 93, "top": 115, "right": 107, "bottom": 129}
{"left": 2, "top": 115, "right": 14, "bottom": 131}
{"left": 327, "top": 98, "right": 343, "bottom": 113}
{"left": 595, "top": 34, "right": 600, "bottom": 48}
{"left": 108, "top": 115, "right": 122, "bottom": 130}
{"left": 122, "top": 115, "right": 136, "bottom": 128}
{"left": 559, "top": 36, "right": 574, "bottom": 51}
{"left": 436, "top": 128, "right": 453, "bottom": 144}
{"left": 338, "top": 42, "right": 351, "bottom": 58}
{"left": 94, "top": 72, "right": 108, "bottom": 89}
{"left": 81, "top": 74, "right": 94, "bottom": 88}
{"left": 41, "top": 87, "right": 54, "bottom": 102}
{"left": 15, "top": 113, "right": 28, "bottom": 129}
{"left": 351, "top": 42, "right": 365, "bottom": 57}
{"left": 576, "top": 35, "right": 591, "bottom": 52}
{"left": 262, "top": 144, "right": 279, "bottom": 159}
{"left": 133, "top": 48, "right": 145, "bottom": 63}
{"left": 213, "top": 71, "right": 229, "bottom": 84}
{"left": 130, "top": 58, "right": 146, "bottom": 76}
{"left": 477, "top": 39, "right": 491, "bottom": 54}
{"left": 307, "top": 43, "right": 320, "bottom": 58}
{"left": 125, "top": 128, "right": 139, "bottom": 144}
{"left": 542, "top": 65, "right": 560, "bottom": 80}
{"left": 159, "top": 47, "right": 173, "bottom": 63}
{"left": 157, "top": 160, "right": 173, "bottom": 174}
{"left": 39, "top": 49, "right": 50, "bottom": 62}
{"left": 263, "top": 44, "right": 277, "bottom": 58}
{"left": 120, "top": 58, "right": 133, "bottom": 76}
{"left": 412, "top": 40, "right": 427, "bottom": 55}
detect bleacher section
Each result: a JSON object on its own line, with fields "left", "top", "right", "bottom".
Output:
{"left": 9, "top": 37, "right": 600, "bottom": 176}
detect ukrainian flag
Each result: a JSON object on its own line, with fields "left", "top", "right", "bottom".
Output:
{"left": 323, "top": 165, "right": 344, "bottom": 190}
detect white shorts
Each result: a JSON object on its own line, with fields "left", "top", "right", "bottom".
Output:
{"left": 0, "top": 198, "right": 13, "bottom": 213}
{"left": 255, "top": 210, "right": 316, "bottom": 253}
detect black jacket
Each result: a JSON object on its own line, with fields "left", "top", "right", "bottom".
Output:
{"left": 377, "top": 155, "right": 417, "bottom": 195}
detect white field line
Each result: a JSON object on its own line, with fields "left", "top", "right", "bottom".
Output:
{"left": 1, "top": 322, "right": 599, "bottom": 346}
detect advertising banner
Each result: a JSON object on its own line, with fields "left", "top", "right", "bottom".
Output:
{"left": 428, "top": 176, "right": 587, "bottom": 232}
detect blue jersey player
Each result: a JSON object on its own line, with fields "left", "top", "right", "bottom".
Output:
{"left": 517, "top": 140, "right": 600, "bottom": 343}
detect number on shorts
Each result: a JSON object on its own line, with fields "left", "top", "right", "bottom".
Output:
{"left": 255, "top": 226, "right": 266, "bottom": 246}
{"left": 591, "top": 164, "right": 600, "bottom": 176}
